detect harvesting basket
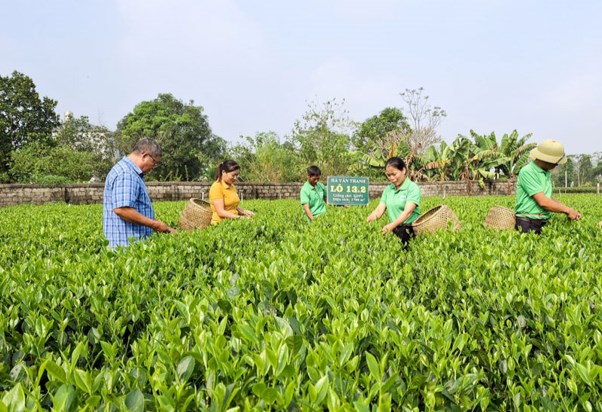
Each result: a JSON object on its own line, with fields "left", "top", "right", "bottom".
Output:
{"left": 484, "top": 205, "right": 516, "bottom": 230}
{"left": 179, "top": 198, "right": 212, "bottom": 231}
{"left": 412, "top": 204, "right": 461, "bottom": 236}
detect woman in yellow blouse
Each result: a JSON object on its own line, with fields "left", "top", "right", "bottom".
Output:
{"left": 209, "top": 160, "right": 254, "bottom": 224}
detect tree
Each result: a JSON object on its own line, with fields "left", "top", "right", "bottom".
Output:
{"left": 228, "top": 132, "right": 301, "bottom": 183}
{"left": 351, "top": 108, "right": 412, "bottom": 179}
{"left": 0, "top": 71, "right": 60, "bottom": 177}
{"left": 591, "top": 161, "right": 602, "bottom": 184}
{"left": 115, "top": 94, "right": 225, "bottom": 181}
{"left": 399, "top": 88, "right": 446, "bottom": 156}
{"left": 290, "top": 99, "right": 354, "bottom": 176}
{"left": 577, "top": 155, "right": 594, "bottom": 186}
{"left": 421, "top": 141, "right": 456, "bottom": 181}
{"left": 10, "top": 142, "right": 100, "bottom": 184}
{"left": 555, "top": 157, "right": 575, "bottom": 187}
{"left": 10, "top": 114, "right": 117, "bottom": 183}
{"left": 54, "top": 114, "right": 116, "bottom": 178}
{"left": 467, "top": 130, "right": 535, "bottom": 179}
{"left": 352, "top": 107, "right": 409, "bottom": 153}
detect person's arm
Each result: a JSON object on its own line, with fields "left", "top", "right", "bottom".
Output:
{"left": 237, "top": 207, "right": 255, "bottom": 217}
{"left": 212, "top": 198, "right": 242, "bottom": 219}
{"left": 382, "top": 202, "right": 417, "bottom": 235}
{"left": 114, "top": 207, "right": 176, "bottom": 233}
{"left": 367, "top": 203, "right": 387, "bottom": 222}
{"left": 303, "top": 203, "right": 314, "bottom": 221}
{"left": 532, "top": 193, "right": 581, "bottom": 220}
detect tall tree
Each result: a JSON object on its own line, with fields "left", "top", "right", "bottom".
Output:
{"left": 0, "top": 71, "right": 60, "bottom": 177}
{"left": 290, "top": 99, "right": 354, "bottom": 176}
{"left": 54, "top": 114, "right": 116, "bottom": 178}
{"left": 399, "top": 88, "right": 446, "bottom": 156}
{"left": 351, "top": 108, "right": 412, "bottom": 179}
{"left": 577, "top": 154, "right": 594, "bottom": 186}
{"left": 352, "top": 107, "right": 409, "bottom": 153}
{"left": 115, "top": 94, "right": 225, "bottom": 181}
{"left": 555, "top": 157, "right": 575, "bottom": 187}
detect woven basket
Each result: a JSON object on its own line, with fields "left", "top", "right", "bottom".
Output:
{"left": 484, "top": 205, "right": 516, "bottom": 230}
{"left": 412, "top": 204, "right": 461, "bottom": 236}
{"left": 179, "top": 198, "right": 212, "bottom": 231}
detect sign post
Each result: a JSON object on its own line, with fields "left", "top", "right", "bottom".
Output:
{"left": 327, "top": 176, "right": 369, "bottom": 206}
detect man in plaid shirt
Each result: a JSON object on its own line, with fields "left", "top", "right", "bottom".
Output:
{"left": 103, "top": 138, "right": 175, "bottom": 247}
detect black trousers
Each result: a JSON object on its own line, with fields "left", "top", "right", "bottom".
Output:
{"left": 515, "top": 217, "right": 548, "bottom": 235}
{"left": 393, "top": 224, "right": 415, "bottom": 248}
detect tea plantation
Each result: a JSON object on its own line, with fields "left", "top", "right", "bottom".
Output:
{"left": 1, "top": 195, "right": 602, "bottom": 410}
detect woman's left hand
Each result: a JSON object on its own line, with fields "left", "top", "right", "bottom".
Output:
{"left": 381, "top": 223, "right": 396, "bottom": 235}
{"left": 241, "top": 209, "right": 255, "bottom": 217}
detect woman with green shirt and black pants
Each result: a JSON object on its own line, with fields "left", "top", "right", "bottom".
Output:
{"left": 367, "top": 157, "right": 421, "bottom": 247}
{"left": 515, "top": 140, "right": 581, "bottom": 234}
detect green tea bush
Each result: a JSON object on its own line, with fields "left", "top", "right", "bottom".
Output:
{"left": 1, "top": 196, "right": 601, "bottom": 410}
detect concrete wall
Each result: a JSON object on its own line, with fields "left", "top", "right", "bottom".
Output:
{"left": 0, "top": 180, "right": 516, "bottom": 208}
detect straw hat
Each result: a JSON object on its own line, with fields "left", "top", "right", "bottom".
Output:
{"left": 530, "top": 140, "right": 567, "bottom": 165}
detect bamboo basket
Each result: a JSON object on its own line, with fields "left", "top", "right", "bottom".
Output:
{"left": 412, "top": 204, "right": 461, "bottom": 236}
{"left": 484, "top": 205, "right": 516, "bottom": 230}
{"left": 179, "top": 198, "right": 212, "bottom": 231}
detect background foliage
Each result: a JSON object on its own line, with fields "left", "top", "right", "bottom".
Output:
{"left": 1, "top": 70, "right": 600, "bottom": 185}
{"left": 115, "top": 93, "right": 226, "bottom": 181}
{"left": 0, "top": 71, "right": 60, "bottom": 181}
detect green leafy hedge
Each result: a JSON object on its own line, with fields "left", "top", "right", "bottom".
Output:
{"left": 1, "top": 196, "right": 602, "bottom": 410}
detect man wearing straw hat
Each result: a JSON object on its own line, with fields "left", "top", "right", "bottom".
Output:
{"left": 514, "top": 139, "right": 581, "bottom": 234}
{"left": 103, "top": 138, "right": 176, "bottom": 247}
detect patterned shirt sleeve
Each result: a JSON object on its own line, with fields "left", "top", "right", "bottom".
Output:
{"left": 111, "top": 172, "right": 139, "bottom": 209}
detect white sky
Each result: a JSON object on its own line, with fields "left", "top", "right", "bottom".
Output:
{"left": 2, "top": 0, "right": 601, "bottom": 154}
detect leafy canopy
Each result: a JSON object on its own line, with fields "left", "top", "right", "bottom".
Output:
{"left": 116, "top": 93, "right": 225, "bottom": 181}
{"left": 0, "top": 71, "right": 60, "bottom": 176}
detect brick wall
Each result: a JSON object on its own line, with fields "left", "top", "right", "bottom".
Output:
{"left": 0, "top": 180, "right": 516, "bottom": 208}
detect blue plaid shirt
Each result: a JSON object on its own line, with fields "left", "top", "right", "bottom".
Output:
{"left": 103, "top": 157, "right": 155, "bottom": 247}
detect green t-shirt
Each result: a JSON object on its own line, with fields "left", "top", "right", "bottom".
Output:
{"left": 300, "top": 181, "right": 327, "bottom": 219}
{"left": 515, "top": 161, "right": 552, "bottom": 220}
{"left": 379, "top": 179, "right": 421, "bottom": 225}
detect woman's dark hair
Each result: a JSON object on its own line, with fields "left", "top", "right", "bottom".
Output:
{"left": 307, "top": 165, "right": 322, "bottom": 177}
{"left": 385, "top": 157, "right": 406, "bottom": 172}
{"left": 216, "top": 160, "right": 240, "bottom": 181}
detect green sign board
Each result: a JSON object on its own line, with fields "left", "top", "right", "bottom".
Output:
{"left": 327, "top": 176, "right": 369, "bottom": 206}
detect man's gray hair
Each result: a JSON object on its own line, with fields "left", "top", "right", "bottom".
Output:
{"left": 132, "top": 138, "right": 162, "bottom": 157}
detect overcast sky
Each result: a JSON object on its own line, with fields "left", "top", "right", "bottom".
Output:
{"left": 2, "top": 0, "right": 601, "bottom": 155}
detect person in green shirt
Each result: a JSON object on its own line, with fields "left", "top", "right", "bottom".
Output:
{"left": 300, "top": 165, "right": 327, "bottom": 222}
{"left": 367, "top": 157, "right": 421, "bottom": 247}
{"left": 515, "top": 139, "right": 581, "bottom": 234}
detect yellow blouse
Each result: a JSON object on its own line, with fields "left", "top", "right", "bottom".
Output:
{"left": 209, "top": 180, "right": 240, "bottom": 224}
